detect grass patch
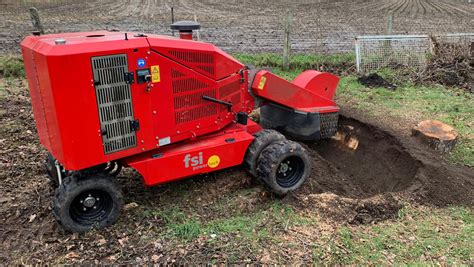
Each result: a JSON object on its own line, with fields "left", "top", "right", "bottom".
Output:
{"left": 0, "top": 55, "right": 24, "bottom": 78}
{"left": 313, "top": 205, "right": 473, "bottom": 265}
{"left": 139, "top": 199, "right": 313, "bottom": 243}
{"left": 234, "top": 53, "right": 355, "bottom": 74}
{"left": 138, "top": 199, "right": 472, "bottom": 264}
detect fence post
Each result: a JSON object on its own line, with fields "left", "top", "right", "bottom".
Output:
{"left": 29, "top": 7, "right": 44, "bottom": 34}
{"left": 355, "top": 37, "right": 361, "bottom": 73}
{"left": 194, "top": 14, "right": 200, "bottom": 41}
{"left": 283, "top": 10, "right": 293, "bottom": 70}
{"left": 383, "top": 13, "right": 394, "bottom": 59}
{"left": 470, "top": 42, "right": 474, "bottom": 93}
{"left": 386, "top": 13, "right": 393, "bottom": 35}
{"left": 171, "top": 7, "right": 175, "bottom": 36}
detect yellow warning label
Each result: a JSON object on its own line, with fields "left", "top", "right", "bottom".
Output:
{"left": 207, "top": 155, "right": 220, "bottom": 168}
{"left": 257, "top": 76, "right": 266, "bottom": 90}
{"left": 151, "top": 65, "right": 160, "bottom": 83}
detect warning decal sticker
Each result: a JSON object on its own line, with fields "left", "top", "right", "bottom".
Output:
{"left": 151, "top": 65, "right": 160, "bottom": 83}
{"left": 257, "top": 76, "right": 266, "bottom": 90}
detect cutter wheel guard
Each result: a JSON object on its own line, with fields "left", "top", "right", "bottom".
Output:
{"left": 21, "top": 26, "right": 339, "bottom": 233}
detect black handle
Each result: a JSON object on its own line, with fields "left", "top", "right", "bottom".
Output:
{"left": 202, "top": 95, "right": 233, "bottom": 112}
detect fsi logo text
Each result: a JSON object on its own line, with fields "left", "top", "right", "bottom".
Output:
{"left": 183, "top": 152, "right": 206, "bottom": 171}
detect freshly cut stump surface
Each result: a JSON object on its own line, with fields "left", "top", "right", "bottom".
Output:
{"left": 412, "top": 120, "right": 458, "bottom": 153}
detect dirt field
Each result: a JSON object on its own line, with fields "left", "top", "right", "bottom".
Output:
{"left": 1, "top": 0, "right": 473, "bottom": 54}
{"left": 0, "top": 76, "right": 472, "bottom": 263}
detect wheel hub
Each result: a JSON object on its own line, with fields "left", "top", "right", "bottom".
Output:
{"left": 276, "top": 156, "right": 304, "bottom": 188}
{"left": 71, "top": 189, "right": 112, "bottom": 225}
{"left": 278, "top": 161, "right": 292, "bottom": 176}
{"left": 82, "top": 195, "right": 97, "bottom": 208}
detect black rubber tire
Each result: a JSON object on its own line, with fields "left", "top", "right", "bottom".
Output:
{"left": 53, "top": 173, "right": 123, "bottom": 233}
{"left": 256, "top": 140, "right": 311, "bottom": 196}
{"left": 244, "top": 129, "right": 286, "bottom": 177}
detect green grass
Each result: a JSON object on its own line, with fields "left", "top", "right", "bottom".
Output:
{"left": 140, "top": 200, "right": 312, "bottom": 241}
{"left": 312, "top": 206, "right": 473, "bottom": 265}
{"left": 0, "top": 55, "right": 24, "bottom": 78}
{"left": 134, "top": 198, "right": 473, "bottom": 264}
{"left": 234, "top": 53, "right": 355, "bottom": 70}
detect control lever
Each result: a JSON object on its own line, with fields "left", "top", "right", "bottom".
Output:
{"left": 202, "top": 95, "right": 233, "bottom": 111}
{"left": 145, "top": 75, "right": 152, "bottom": 92}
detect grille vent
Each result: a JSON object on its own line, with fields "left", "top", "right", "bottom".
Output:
{"left": 91, "top": 54, "right": 136, "bottom": 154}
{"left": 171, "top": 69, "right": 217, "bottom": 124}
{"left": 174, "top": 89, "right": 216, "bottom": 109}
{"left": 167, "top": 50, "right": 215, "bottom": 77}
{"left": 171, "top": 69, "right": 186, "bottom": 78}
{"left": 219, "top": 80, "right": 240, "bottom": 99}
{"left": 175, "top": 105, "right": 218, "bottom": 124}
{"left": 172, "top": 78, "right": 209, "bottom": 94}
{"left": 169, "top": 51, "right": 213, "bottom": 63}
{"left": 219, "top": 80, "right": 241, "bottom": 113}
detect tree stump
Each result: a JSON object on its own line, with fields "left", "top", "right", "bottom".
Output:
{"left": 412, "top": 120, "right": 458, "bottom": 153}
{"left": 332, "top": 125, "right": 359, "bottom": 151}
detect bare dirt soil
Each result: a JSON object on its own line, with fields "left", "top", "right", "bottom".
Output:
{"left": 0, "top": 78, "right": 472, "bottom": 263}
{"left": 1, "top": 0, "right": 473, "bottom": 54}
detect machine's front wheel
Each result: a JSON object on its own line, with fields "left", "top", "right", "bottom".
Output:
{"left": 257, "top": 140, "right": 311, "bottom": 196}
{"left": 53, "top": 173, "right": 123, "bottom": 233}
{"left": 244, "top": 129, "right": 286, "bottom": 177}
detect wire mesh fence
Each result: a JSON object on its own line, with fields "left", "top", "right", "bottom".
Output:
{"left": 355, "top": 33, "right": 474, "bottom": 73}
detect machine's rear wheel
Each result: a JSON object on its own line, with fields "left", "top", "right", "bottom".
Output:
{"left": 256, "top": 140, "right": 311, "bottom": 196}
{"left": 244, "top": 129, "right": 286, "bottom": 177}
{"left": 53, "top": 173, "right": 123, "bottom": 233}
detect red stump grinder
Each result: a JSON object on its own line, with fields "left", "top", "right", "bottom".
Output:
{"left": 21, "top": 22, "right": 339, "bottom": 233}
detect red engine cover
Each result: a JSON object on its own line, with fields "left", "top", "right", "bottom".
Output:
{"left": 21, "top": 31, "right": 254, "bottom": 171}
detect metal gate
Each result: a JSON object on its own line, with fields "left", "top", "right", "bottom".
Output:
{"left": 355, "top": 33, "right": 474, "bottom": 73}
{"left": 91, "top": 54, "right": 137, "bottom": 154}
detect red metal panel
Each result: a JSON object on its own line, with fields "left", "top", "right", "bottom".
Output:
{"left": 251, "top": 70, "right": 339, "bottom": 113}
{"left": 146, "top": 35, "right": 244, "bottom": 80}
{"left": 21, "top": 31, "right": 253, "bottom": 170}
{"left": 146, "top": 51, "right": 247, "bottom": 148}
{"left": 125, "top": 122, "right": 255, "bottom": 186}
{"left": 21, "top": 32, "right": 157, "bottom": 170}
{"left": 292, "top": 70, "right": 339, "bottom": 100}
{"left": 21, "top": 39, "right": 52, "bottom": 152}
